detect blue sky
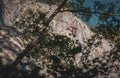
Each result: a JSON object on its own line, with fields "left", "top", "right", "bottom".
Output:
{"left": 70, "top": 0, "right": 120, "bottom": 26}
{"left": 39, "top": 0, "right": 120, "bottom": 27}
{"left": 84, "top": 0, "right": 120, "bottom": 27}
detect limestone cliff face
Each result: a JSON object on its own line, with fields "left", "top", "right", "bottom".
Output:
{"left": 0, "top": 0, "right": 113, "bottom": 66}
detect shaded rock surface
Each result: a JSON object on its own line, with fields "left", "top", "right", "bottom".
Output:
{"left": 0, "top": 0, "right": 26, "bottom": 64}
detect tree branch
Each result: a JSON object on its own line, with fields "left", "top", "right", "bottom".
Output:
{"left": 44, "top": 0, "right": 68, "bottom": 26}
{"left": 60, "top": 9, "right": 120, "bottom": 16}
{"left": 12, "top": 0, "right": 68, "bottom": 68}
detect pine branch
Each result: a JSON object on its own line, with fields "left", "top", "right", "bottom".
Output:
{"left": 60, "top": 9, "right": 120, "bottom": 16}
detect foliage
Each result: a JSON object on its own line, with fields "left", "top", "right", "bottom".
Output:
{"left": 92, "top": 25, "right": 120, "bottom": 46}
{"left": 13, "top": 8, "right": 120, "bottom": 78}
{"left": 14, "top": 9, "right": 46, "bottom": 41}
{"left": 13, "top": 8, "right": 83, "bottom": 77}
{"left": 1, "top": 0, "right": 119, "bottom": 78}
{"left": 40, "top": 0, "right": 120, "bottom": 25}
